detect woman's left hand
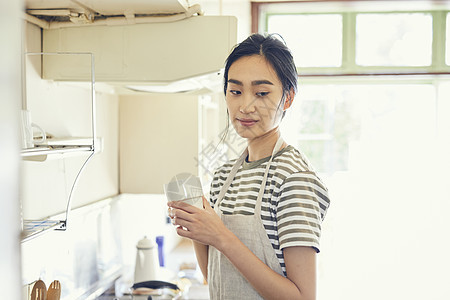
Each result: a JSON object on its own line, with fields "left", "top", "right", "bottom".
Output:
{"left": 167, "top": 196, "right": 231, "bottom": 250}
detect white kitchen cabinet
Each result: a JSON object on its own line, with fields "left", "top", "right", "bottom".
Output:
{"left": 42, "top": 16, "right": 237, "bottom": 83}
{"left": 20, "top": 52, "right": 97, "bottom": 242}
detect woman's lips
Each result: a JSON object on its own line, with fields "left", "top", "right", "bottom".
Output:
{"left": 237, "top": 118, "right": 258, "bottom": 127}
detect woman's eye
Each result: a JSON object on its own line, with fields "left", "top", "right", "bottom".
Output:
{"left": 256, "top": 92, "right": 269, "bottom": 97}
{"left": 229, "top": 90, "right": 241, "bottom": 95}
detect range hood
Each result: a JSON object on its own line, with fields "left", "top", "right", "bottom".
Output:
{"left": 25, "top": 0, "right": 237, "bottom": 92}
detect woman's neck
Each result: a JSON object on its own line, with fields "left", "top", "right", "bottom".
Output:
{"left": 246, "top": 128, "right": 285, "bottom": 162}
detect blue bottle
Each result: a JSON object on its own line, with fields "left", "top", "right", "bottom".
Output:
{"left": 156, "top": 236, "right": 165, "bottom": 267}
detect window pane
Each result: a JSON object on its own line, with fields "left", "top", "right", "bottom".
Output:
{"left": 447, "top": 13, "right": 450, "bottom": 65}
{"left": 267, "top": 14, "right": 342, "bottom": 67}
{"left": 356, "top": 13, "right": 433, "bottom": 66}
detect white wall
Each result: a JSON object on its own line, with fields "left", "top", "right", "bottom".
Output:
{"left": 0, "top": 0, "right": 24, "bottom": 299}
{"left": 114, "top": 194, "right": 181, "bottom": 270}
{"left": 119, "top": 93, "right": 199, "bottom": 194}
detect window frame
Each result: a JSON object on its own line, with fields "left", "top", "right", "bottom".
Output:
{"left": 258, "top": 3, "right": 450, "bottom": 76}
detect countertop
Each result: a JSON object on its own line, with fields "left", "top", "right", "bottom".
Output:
{"left": 96, "top": 284, "right": 209, "bottom": 300}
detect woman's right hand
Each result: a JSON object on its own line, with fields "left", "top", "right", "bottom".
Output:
{"left": 167, "top": 196, "right": 232, "bottom": 251}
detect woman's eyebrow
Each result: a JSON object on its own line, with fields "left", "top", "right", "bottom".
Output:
{"left": 252, "top": 80, "right": 273, "bottom": 86}
{"left": 228, "top": 79, "right": 242, "bottom": 85}
{"left": 227, "top": 79, "right": 274, "bottom": 86}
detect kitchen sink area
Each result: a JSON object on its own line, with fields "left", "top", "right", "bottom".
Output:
{"left": 21, "top": 194, "right": 209, "bottom": 300}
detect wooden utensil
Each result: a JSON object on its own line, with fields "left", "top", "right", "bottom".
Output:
{"left": 47, "top": 280, "right": 61, "bottom": 300}
{"left": 30, "top": 279, "right": 47, "bottom": 300}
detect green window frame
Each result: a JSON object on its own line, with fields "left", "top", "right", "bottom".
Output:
{"left": 260, "top": 5, "right": 450, "bottom": 76}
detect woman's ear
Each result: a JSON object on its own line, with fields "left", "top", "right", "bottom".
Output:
{"left": 283, "top": 89, "right": 295, "bottom": 110}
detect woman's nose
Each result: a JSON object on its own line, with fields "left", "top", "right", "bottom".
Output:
{"left": 239, "top": 94, "right": 256, "bottom": 113}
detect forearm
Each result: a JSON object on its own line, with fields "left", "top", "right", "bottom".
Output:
{"left": 167, "top": 199, "right": 313, "bottom": 298}
{"left": 218, "top": 232, "right": 309, "bottom": 300}
{"left": 193, "top": 241, "right": 209, "bottom": 282}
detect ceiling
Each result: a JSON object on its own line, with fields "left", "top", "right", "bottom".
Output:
{"left": 25, "top": 0, "right": 195, "bottom": 22}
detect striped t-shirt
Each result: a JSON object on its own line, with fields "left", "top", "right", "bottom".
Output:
{"left": 209, "top": 145, "right": 330, "bottom": 275}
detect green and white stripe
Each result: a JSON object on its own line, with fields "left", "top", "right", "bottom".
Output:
{"left": 210, "top": 145, "right": 330, "bottom": 275}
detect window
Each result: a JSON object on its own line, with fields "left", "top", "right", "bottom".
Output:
{"left": 259, "top": 4, "right": 450, "bottom": 75}
{"left": 258, "top": 3, "right": 450, "bottom": 174}
{"left": 256, "top": 4, "right": 450, "bottom": 300}
{"left": 267, "top": 14, "right": 343, "bottom": 67}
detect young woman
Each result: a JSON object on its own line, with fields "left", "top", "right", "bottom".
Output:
{"left": 168, "top": 33, "right": 330, "bottom": 300}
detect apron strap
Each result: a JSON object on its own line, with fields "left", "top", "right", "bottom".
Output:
{"left": 254, "top": 137, "right": 284, "bottom": 215}
{"left": 216, "top": 148, "right": 248, "bottom": 208}
{"left": 216, "top": 136, "right": 284, "bottom": 213}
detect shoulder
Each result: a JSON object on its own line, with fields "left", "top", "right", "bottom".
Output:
{"left": 275, "top": 146, "right": 330, "bottom": 220}
{"left": 275, "top": 145, "right": 315, "bottom": 174}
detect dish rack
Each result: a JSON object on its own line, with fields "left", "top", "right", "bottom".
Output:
{"left": 20, "top": 52, "right": 97, "bottom": 243}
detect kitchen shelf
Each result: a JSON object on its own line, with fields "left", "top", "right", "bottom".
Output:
{"left": 21, "top": 144, "right": 94, "bottom": 156}
{"left": 21, "top": 138, "right": 100, "bottom": 161}
{"left": 20, "top": 142, "right": 96, "bottom": 242}
{"left": 21, "top": 52, "right": 97, "bottom": 243}
{"left": 21, "top": 219, "right": 65, "bottom": 243}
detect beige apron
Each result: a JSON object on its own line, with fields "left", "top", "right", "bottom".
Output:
{"left": 208, "top": 137, "right": 285, "bottom": 300}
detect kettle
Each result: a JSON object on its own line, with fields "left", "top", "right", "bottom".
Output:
{"left": 134, "top": 236, "right": 159, "bottom": 283}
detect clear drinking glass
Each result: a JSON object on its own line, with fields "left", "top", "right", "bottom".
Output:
{"left": 164, "top": 173, "right": 204, "bottom": 208}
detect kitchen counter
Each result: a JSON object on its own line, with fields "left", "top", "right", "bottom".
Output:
{"left": 96, "top": 283, "right": 209, "bottom": 300}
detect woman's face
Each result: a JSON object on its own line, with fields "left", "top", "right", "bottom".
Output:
{"left": 226, "top": 55, "right": 286, "bottom": 140}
